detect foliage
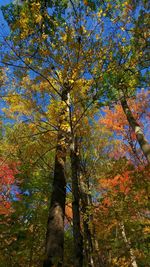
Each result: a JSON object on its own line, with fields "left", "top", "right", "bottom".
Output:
{"left": 0, "top": 0, "right": 149, "bottom": 266}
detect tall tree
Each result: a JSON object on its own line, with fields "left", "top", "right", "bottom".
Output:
{"left": 70, "top": 136, "right": 83, "bottom": 267}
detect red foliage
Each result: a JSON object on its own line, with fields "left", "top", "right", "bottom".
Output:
{"left": 0, "top": 159, "right": 19, "bottom": 215}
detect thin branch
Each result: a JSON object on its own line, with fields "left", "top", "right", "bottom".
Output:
{"left": 0, "top": 60, "right": 28, "bottom": 69}
{"left": 2, "top": 37, "right": 62, "bottom": 99}
{"left": 69, "top": 0, "right": 78, "bottom": 18}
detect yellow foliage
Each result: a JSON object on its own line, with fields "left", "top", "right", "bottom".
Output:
{"left": 143, "top": 226, "right": 150, "bottom": 235}
{"left": 61, "top": 122, "right": 70, "bottom": 131}
{"left": 107, "top": 3, "right": 112, "bottom": 9}
{"left": 14, "top": 1, "right": 43, "bottom": 39}
{"left": 41, "top": 34, "right": 49, "bottom": 41}
{"left": 35, "top": 14, "right": 42, "bottom": 24}
{"left": 121, "top": 27, "right": 125, "bottom": 31}
{"left": 61, "top": 33, "right": 67, "bottom": 42}
{"left": 25, "top": 58, "right": 33, "bottom": 65}
{"left": 112, "top": 256, "right": 129, "bottom": 267}
{"left": 4, "top": 94, "right": 33, "bottom": 117}
{"left": 97, "top": 9, "right": 103, "bottom": 17}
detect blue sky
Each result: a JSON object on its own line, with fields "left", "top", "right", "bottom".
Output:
{"left": 0, "top": 1, "right": 11, "bottom": 123}
{"left": 0, "top": 0, "right": 12, "bottom": 31}
{"left": 0, "top": 0, "right": 11, "bottom": 7}
{"left": 0, "top": 0, "right": 12, "bottom": 18}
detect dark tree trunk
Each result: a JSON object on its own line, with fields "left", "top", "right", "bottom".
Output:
{"left": 43, "top": 132, "right": 66, "bottom": 267}
{"left": 121, "top": 97, "right": 150, "bottom": 163}
{"left": 43, "top": 88, "right": 70, "bottom": 267}
{"left": 80, "top": 178, "right": 105, "bottom": 267}
{"left": 80, "top": 178, "right": 95, "bottom": 267}
{"left": 82, "top": 203, "right": 95, "bottom": 267}
{"left": 70, "top": 138, "right": 83, "bottom": 267}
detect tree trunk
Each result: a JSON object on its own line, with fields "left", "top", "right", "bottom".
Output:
{"left": 120, "top": 222, "right": 138, "bottom": 267}
{"left": 79, "top": 167, "right": 105, "bottom": 267}
{"left": 121, "top": 97, "right": 150, "bottom": 163}
{"left": 80, "top": 178, "right": 95, "bottom": 267}
{"left": 43, "top": 88, "right": 70, "bottom": 267}
{"left": 70, "top": 138, "right": 83, "bottom": 267}
{"left": 43, "top": 132, "right": 66, "bottom": 267}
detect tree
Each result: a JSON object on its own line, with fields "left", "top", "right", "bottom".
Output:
{"left": 0, "top": 1, "right": 149, "bottom": 266}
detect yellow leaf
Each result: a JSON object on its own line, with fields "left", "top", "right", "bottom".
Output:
{"left": 121, "top": 27, "right": 125, "bottom": 31}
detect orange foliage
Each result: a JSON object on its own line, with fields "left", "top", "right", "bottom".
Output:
{"left": 99, "top": 91, "right": 150, "bottom": 160}
{"left": 100, "top": 91, "right": 150, "bottom": 134}
{"left": 100, "top": 171, "right": 132, "bottom": 195}
{"left": 65, "top": 203, "right": 72, "bottom": 223}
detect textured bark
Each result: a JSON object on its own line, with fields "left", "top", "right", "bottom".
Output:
{"left": 82, "top": 215, "right": 94, "bottom": 267}
{"left": 121, "top": 97, "right": 150, "bottom": 163}
{"left": 43, "top": 87, "right": 70, "bottom": 267}
{"left": 70, "top": 138, "right": 83, "bottom": 267}
{"left": 120, "top": 222, "right": 138, "bottom": 267}
{"left": 43, "top": 133, "right": 66, "bottom": 267}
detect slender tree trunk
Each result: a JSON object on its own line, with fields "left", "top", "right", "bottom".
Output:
{"left": 80, "top": 178, "right": 95, "bottom": 267}
{"left": 120, "top": 222, "right": 138, "bottom": 267}
{"left": 43, "top": 132, "right": 66, "bottom": 267}
{"left": 82, "top": 219, "right": 94, "bottom": 267}
{"left": 70, "top": 137, "right": 83, "bottom": 267}
{"left": 120, "top": 97, "right": 150, "bottom": 163}
{"left": 79, "top": 168, "right": 105, "bottom": 267}
{"left": 93, "top": 238, "right": 107, "bottom": 267}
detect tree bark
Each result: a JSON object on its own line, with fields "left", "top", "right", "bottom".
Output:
{"left": 70, "top": 138, "right": 83, "bottom": 267}
{"left": 121, "top": 97, "right": 150, "bottom": 163}
{"left": 79, "top": 162, "right": 106, "bottom": 267}
{"left": 43, "top": 88, "right": 70, "bottom": 267}
{"left": 43, "top": 132, "right": 66, "bottom": 267}
{"left": 120, "top": 222, "right": 138, "bottom": 267}
{"left": 80, "top": 178, "right": 95, "bottom": 267}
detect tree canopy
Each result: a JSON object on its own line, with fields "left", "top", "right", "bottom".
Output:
{"left": 0, "top": 1, "right": 149, "bottom": 267}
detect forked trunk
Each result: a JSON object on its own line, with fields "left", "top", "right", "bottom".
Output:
{"left": 43, "top": 132, "right": 66, "bottom": 267}
{"left": 121, "top": 97, "right": 150, "bottom": 163}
